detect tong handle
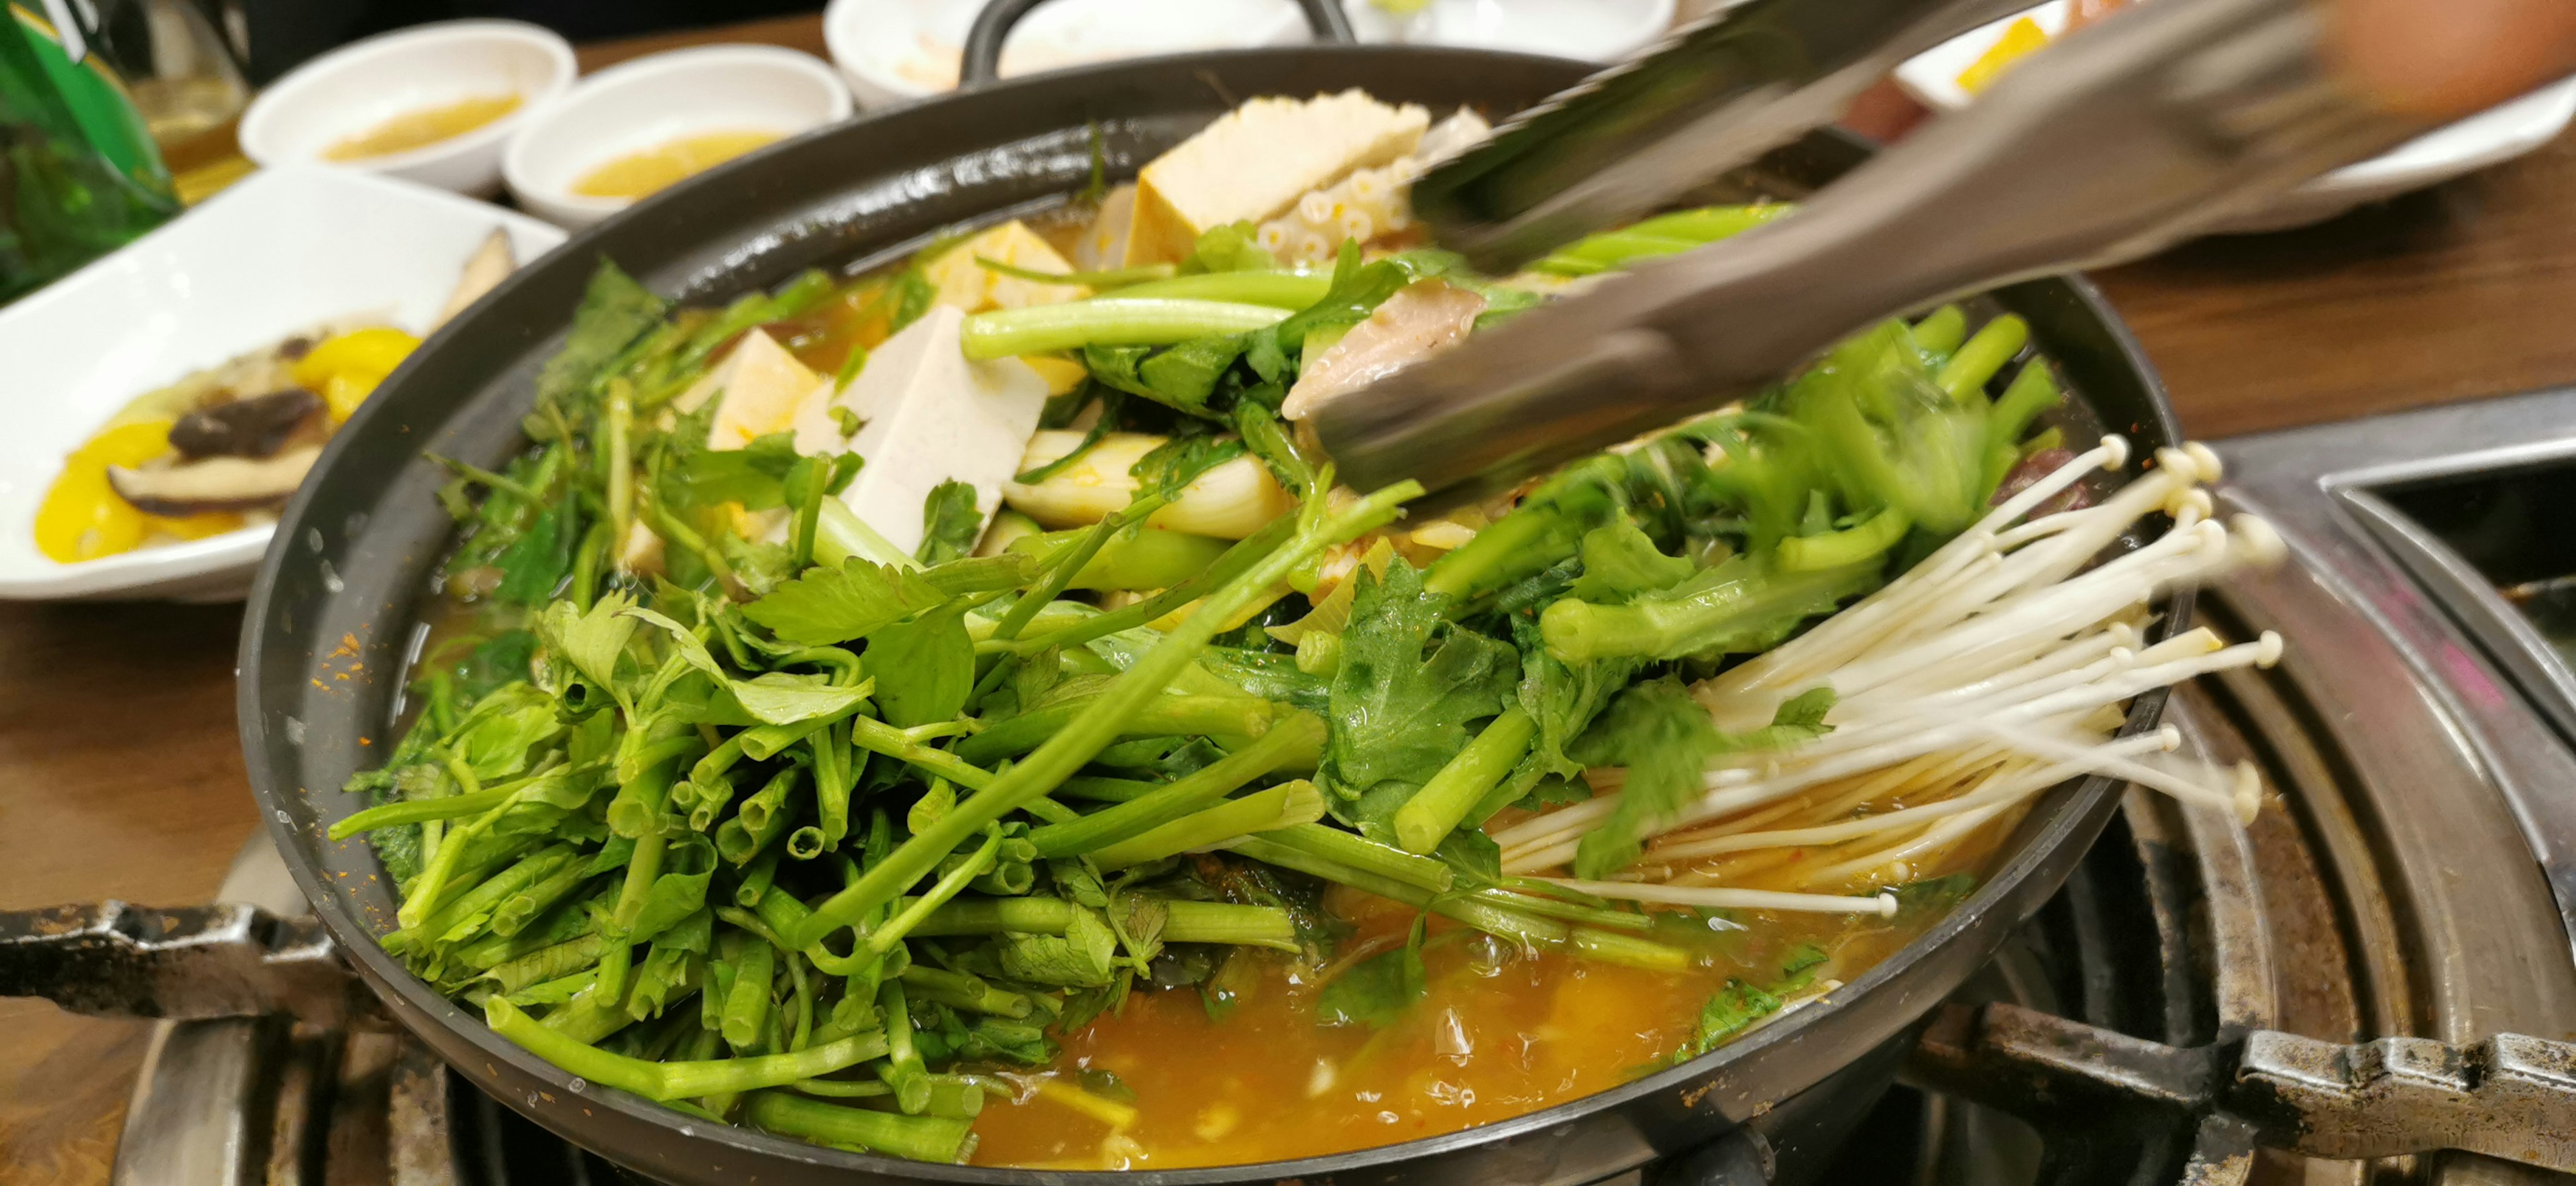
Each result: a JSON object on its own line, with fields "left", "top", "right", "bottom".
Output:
{"left": 1320, "top": 0, "right": 2431, "bottom": 506}
{"left": 0, "top": 901, "right": 354, "bottom": 1024}
{"left": 1412, "top": 0, "right": 2033, "bottom": 272}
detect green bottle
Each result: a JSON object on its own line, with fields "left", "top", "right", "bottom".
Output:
{"left": 0, "top": 1, "right": 181, "bottom": 306}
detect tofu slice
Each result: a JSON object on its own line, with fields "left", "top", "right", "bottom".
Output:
{"left": 1073, "top": 184, "right": 1137, "bottom": 272}
{"left": 672, "top": 329, "right": 823, "bottom": 449}
{"left": 922, "top": 221, "right": 1090, "bottom": 313}
{"left": 1126, "top": 89, "right": 1429, "bottom": 266}
{"left": 790, "top": 306, "right": 1048, "bottom": 556}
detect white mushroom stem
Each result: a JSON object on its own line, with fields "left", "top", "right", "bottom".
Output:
{"left": 1492, "top": 441, "right": 2287, "bottom": 886}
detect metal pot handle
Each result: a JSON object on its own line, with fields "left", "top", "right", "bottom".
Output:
{"left": 1910, "top": 1001, "right": 2576, "bottom": 1172}
{"left": 0, "top": 902, "right": 358, "bottom": 1026}
{"left": 960, "top": 0, "right": 1356, "bottom": 89}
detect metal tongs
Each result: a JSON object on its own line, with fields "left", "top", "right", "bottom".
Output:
{"left": 1312, "top": 0, "right": 2460, "bottom": 507}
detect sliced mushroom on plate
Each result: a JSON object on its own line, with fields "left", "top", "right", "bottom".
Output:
{"left": 107, "top": 445, "right": 324, "bottom": 517}
{"left": 167, "top": 388, "right": 327, "bottom": 460}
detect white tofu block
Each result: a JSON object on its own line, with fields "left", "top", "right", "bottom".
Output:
{"left": 790, "top": 305, "right": 1048, "bottom": 556}
{"left": 1128, "top": 89, "right": 1428, "bottom": 266}
{"left": 672, "top": 329, "right": 822, "bottom": 450}
{"left": 922, "top": 220, "right": 1090, "bottom": 313}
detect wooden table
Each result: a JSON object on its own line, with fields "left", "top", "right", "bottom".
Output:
{"left": 11, "top": 15, "right": 2576, "bottom": 1181}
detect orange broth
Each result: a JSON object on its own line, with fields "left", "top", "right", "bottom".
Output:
{"left": 965, "top": 884, "right": 1952, "bottom": 1169}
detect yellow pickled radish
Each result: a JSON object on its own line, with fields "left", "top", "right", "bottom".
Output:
{"left": 296, "top": 327, "right": 422, "bottom": 423}
{"left": 34, "top": 419, "right": 176, "bottom": 562}
{"left": 1957, "top": 17, "right": 2051, "bottom": 95}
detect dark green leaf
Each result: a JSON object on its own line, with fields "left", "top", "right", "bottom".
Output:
{"left": 667, "top": 430, "right": 802, "bottom": 511}
{"left": 1568, "top": 515, "right": 1697, "bottom": 604}
{"left": 538, "top": 260, "right": 665, "bottom": 408}
{"left": 724, "top": 671, "right": 872, "bottom": 726}
{"left": 867, "top": 603, "right": 975, "bottom": 728}
{"left": 1326, "top": 561, "right": 1519, "bottom": 793}
{"left": 495, "top": 500, "right": 576, "bottom": 606}
{"left": 1316, "top": 914, "right": 1426, "bottom": 1028}
{"left": 995, "top": 904, "right": 1120, "bottom": 987}
{"left": 742, "top": 559, "right": 949, "bottom": 645}
{"left": 915, "top": 480, "right": 985, "bottom": 565}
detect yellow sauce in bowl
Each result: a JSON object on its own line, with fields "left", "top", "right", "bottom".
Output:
{"left": 325, "top": 93, "right": 523, "bottom": 161}
{"left": 572, "top": 129, "right": 782, "bottom": 201}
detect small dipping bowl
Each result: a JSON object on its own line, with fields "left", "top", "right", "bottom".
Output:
{"left": 824, "top": 0, "right": 1307, "bottom": 108}
{"left": 238, "top": 19, "right": 575, "bottom": 197}
{"left": 502, "top": 45, "right": 853, "bottom": 231}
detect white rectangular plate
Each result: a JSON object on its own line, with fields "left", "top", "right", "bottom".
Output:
{"left": 0, "top": 166, "right": 565, "bottom": 602}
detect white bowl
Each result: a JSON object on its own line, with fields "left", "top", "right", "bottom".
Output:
{"left": 1894, "top": 2, "right": 2576, "bottom": 233}
{"left": 1346, "top": 0, "right": 1674, "bottom": 64}
{"left": 238, "top": 19, "right": 574, "bottom": 197}
{"left": 503, "top": 45, "right": 853, "bottom": 230}
{"left": 0, "top": 167, "right": 566, "bottom": 603}
{"left": 824, "top": 0, "right": 1308, "bottom": 108}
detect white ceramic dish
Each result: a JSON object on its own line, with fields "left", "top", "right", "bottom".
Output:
{"left": 0, "top": 168, "right": 566, "bottom": 603}
{"left": 824, "top": 0, "right": 1307, "bottom": 107}
{"left": 503, "top": 45, "right": 853, "bottom": 230}
{"left": 1894, "top": 1, "right": 2576, "bottom": 233}
{"left": 1346, "top": 0, "right": 1673, "bottom": 64}
{"left": 239, "top": 20, "right": 574, "bottom": 197}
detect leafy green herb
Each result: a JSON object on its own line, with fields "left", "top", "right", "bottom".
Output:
{"left": 742, "top": 559, "right": 947, "bottom": 645}
{"left": 1316, "top": 914, "right": 1427, "bottom": 1028}
{"left": 866, "top": 604, "right": 975, "bottom": 728}
{"left": 916, "top": 480, "right": 984, "bottom": 565}
{"left": 1326, "top": 560, "right": 1519, "bottom": 796}
{"left": 1567, "top": 680, "right": 1836, "bottom": 879}
{"left": 538, "top": 260, "right": 665, "bottom": 411}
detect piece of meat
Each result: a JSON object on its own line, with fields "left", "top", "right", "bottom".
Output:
{"left": 1279, "top": 278, "right": 1486, "bottom": 421}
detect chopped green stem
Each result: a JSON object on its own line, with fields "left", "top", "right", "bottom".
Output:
{"left": 605, "top": 385, "right": 634, "bottom": 567}
{"left": 1015, "top": 512, "right": 1300, "bottom": 653}
{"left": 1935, "top": 314, "right": 2030, "bottom": 400}
{"left": 420, "top": 844, "right": 576, "bottom": 944}
{"left": 1570, "top": 927, "right": 1696, "bottom": 971}
{"left": 1236, "top": 822, "right": 1454, "bottom": 894}
{"left": 487, "top": 999, "right": 885, "bottom": 1101}
{"left": 1468, "top": 888, "right": 1652, "bottom": 932}
{"left": 875, "top": 982, "right": 931, "bottom": 1114}
{"left": 785, "top": 484, "right": 1417, "bottom": 951}
{"left": 958, "top": 299, "right": 1287, "bottom": 360}
{"left": 990, "top": 494, "right": 1169, "bottom": 642}
{"left": 1026, "top": 713, "right": 1321, "bottom": 857}
{"left": 1393, "top": 706, "right": 1536, "bottom": 854}
{"left": 1228, "top": 834, "right": 1564, "bottom": 948}
{"left": 330, "top": 786, "right": 513, "bottom": 840}
{"left": 863, "top": 826, "right": 1002, "bottom": 957}
{"left": 845, "top": 717, "right": 996, "bottom": 790}
{"left": 1057, "top": 776, "right": 1156, "bottom": 803}
{"left": 898, "top": 965, "right": 1031, "bottom": 1018}
{"left": 745, "top": 1090, "right": 972, "bottom": 1163}
{"left": 1105, "top": 270, "right": 1331, "bottom": 309}
{"left": 1539, "top": 556, "right": 1878, "bottom": 662}
{"left": 722, "top": 936, "right": 777, "bottom": 1052}
{"left": 973, "top": 256, "right": 1176, "bottom": 288}
{"left": 953, "top": 693, "right": 1278, "bottom": 766}
{"left": 1161, "top": 899, "right": 1299, "bottom": 950}
{"left": 1003, "top": 524, "right": 1231, "bottom": 594}
{"left": 1091, "top": 779, "right": 1324, "bottom": 870}
{"left": 1911, "top": 305, "right": 1968, "bottom": 356}
{"left": 814, "top": 499, "right": 918, "bottom": 570}
{"left": 904, "top": 895, "right": 1075, "bottom": 936}
{"left": 1777, "top": 506, "right": 1911, "bottom": 572}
